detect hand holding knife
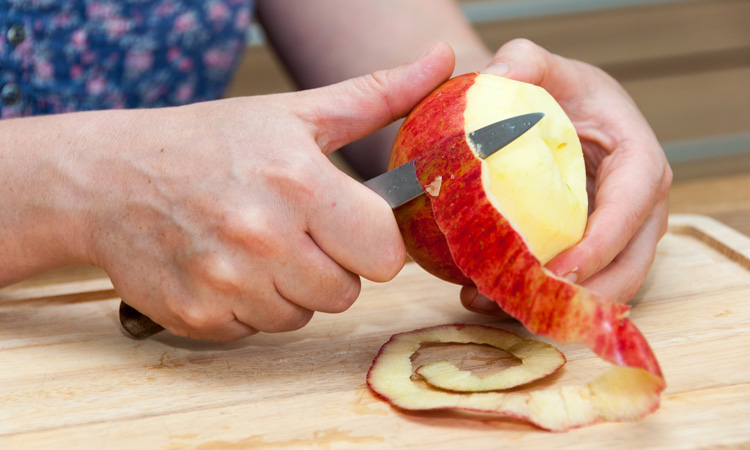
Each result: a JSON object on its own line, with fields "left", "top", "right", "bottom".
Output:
{"left": 119, "top": 112, "right": 545, "bottom": 338}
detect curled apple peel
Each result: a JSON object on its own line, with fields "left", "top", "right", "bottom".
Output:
{"left": 412, "top": 324, "right": 565, "bottom": 392}
{"left": 385, "top": 73, "right": 665, "bottom": 429}
{"left": 367, "top": 324, "right": 661, "bottom": 431}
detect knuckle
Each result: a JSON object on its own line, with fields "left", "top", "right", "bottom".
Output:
{"left": 625, "top": 207, "right": 644, "bottom": 236}
{"left": 266, "top": 156, "right": 325, "bottom": 206}
{"left": 619, "top": 290, "right": 637, "bottom": 304}
{"left": 222, "top": 209, "right": 284, "bottom": 258}
{"left": 661, "top": 163, "right": 674, "bottom": 194}
{"left": 508, "top": 37, "right": 539, "bottom": 52}
{"left": 498, "top": 38, "right": 552, "bottom": 85}
{"left": 325, "top": 277, "right": 362, "bottom": 314}
{"left": 347, "top": 72, "right": 398, "bottom": 124}
{"left": 212, "top": 327, "right": 258, "bottom": 343}
{"left": 194, "top": 253, "right": 242, "bottom": 293}
{"left": 620, "top": 271, "right": 648, "bottom": 303}
{"left": 287, "top": 309, "right": 315, "bottom": 331}
{"left": 370, "top": 237, "right": 407, "bottom": 282}
{"left": 366, "top": 71, "right": 398, "bottom": 121}
{"left": 163, "top": 324, "right": 189, "bottom": 338}
{"left": 260, "top": 308, "right": 314, "bottom": 333}
{"left": 275, "top": 154, "right": 316, "bottom": 186}
{"left": 360, "top": 203, "right": 406, "bottom": 282}
{"left": 503, "top": 38, "right": 547, "bottom": 63}
{"left": 177, "top": 301, "right": 224, "bottom": 333}
{"left": 570, "top": 240, "right": 603, "bottom": 282}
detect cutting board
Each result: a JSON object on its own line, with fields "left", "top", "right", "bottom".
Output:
{"left": 1, "top": 214, "right": 749, "bottom": 449}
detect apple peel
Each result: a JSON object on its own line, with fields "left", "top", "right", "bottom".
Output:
{"left": 388, "top": 73, "right": 666, "bottom": 429}
{"left": 410, "top": 324, "right": 565, "bottom": 392}
{"left": 367, "top": 324, "right": 661, "bottom": 431}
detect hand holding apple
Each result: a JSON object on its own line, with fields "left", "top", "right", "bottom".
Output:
{"left": 464, "top": 39, "right": 672, "bottom": 315}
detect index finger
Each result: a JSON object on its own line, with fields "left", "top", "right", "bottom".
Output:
{"left": 305, "top": 157, "right": 406, "bottom": 282}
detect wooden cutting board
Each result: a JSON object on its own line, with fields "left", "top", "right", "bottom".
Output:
{"left": 1, "top": 214, "right": 749, "bottom": 449}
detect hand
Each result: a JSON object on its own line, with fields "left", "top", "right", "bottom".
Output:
{"left": 461, "top": 39, "right": 672, "bottom": 316}
{"left": 77, "top": 43, "right": 455, "bottom": 341}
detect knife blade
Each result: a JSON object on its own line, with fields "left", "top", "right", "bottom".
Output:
{"left": 119, "top": 112, "right": 545, "bottom": 339}
{"left": 363, "top": 112, "right": 544, "bottom": 208}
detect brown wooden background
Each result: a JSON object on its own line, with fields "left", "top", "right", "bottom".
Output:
{"left": 225, "top": 0, "right": 750, "bottom": 236}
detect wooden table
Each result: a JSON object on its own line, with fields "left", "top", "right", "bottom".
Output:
{"left": 1, "top": 212, "right": 749, "bottom": 449}
{"left": 670, "top": 170, "right": 750, "bottom": 238}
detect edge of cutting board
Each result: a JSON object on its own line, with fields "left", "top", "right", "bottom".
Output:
{"left": 668, "top": 214, "right": 750, "bottom": 269}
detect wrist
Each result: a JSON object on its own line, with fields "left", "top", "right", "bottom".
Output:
{"left": 0, "top": 109, "right": 140, "bottom": 285}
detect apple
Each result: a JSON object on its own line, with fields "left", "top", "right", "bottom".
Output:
{"left": 391, "top": 73, "right": 588, "bottom": 284}
{"left": 382, "top": 73, "right": 665, "bottom": 428}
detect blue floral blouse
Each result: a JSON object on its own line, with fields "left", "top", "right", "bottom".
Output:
{"left": 0, "top": 0, "right": 253, "bottom": 118}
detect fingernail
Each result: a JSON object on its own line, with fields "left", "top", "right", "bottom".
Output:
{"left": 484, "top": 62, "right": 510, "bottom": 76}
{"left": 563, "top": 272, "right": 578, "bottom": 284}
{"left": 468, "top": 293, "right": 500, "bottom": 313}
{"left": 412, "top": 43, "right": 438, "bottom": 62}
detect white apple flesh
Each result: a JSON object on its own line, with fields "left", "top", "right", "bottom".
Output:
{"left": 466, "top": 75, "right": 588, "bottom": 264}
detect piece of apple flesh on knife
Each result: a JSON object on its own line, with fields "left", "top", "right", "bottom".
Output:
{"left": 372, "top": 73, "right": 665, "bottom": 430}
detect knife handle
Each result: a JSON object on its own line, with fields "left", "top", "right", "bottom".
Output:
{"left": 119, "top": 301, "right": 164, "bottom": 338}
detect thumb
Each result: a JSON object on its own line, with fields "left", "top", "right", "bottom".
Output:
{"left": 292, "top": 42, "right": 455, "bottom": 155}
{"left": 482, "top": 38, "right": 575, "bottom": 100}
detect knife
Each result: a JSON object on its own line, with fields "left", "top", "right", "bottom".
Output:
{"left": 119, "top": 112, "right": 545, "bottom": 338}
{"left": 364, "top": 112, "right": 545, "bottom": 208}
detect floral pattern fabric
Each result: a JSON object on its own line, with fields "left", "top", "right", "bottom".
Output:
{"left": 0, "top": 0, "right": 253, "bottom": 118}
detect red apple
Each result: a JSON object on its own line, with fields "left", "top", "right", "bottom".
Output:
{"left": 383, "top": 73, "right": 665, "bottom": 428}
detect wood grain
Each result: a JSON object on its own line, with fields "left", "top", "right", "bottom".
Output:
{"left": 472, "top": 0, "right": 750, "bottom": 72}
{"left": 670, "top": 172, "right": 750, "bottom": 237}
{"left": 1, "top": 215, "right": 748, "bottom": 449}
{"left": 621, "top": 66, "right": 750, "bottom": 142}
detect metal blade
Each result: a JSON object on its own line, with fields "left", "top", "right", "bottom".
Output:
{"left": 468, "top": 112, "right": 545, "bottom": 159}
{"left": 362, "top": 113, "right": 544, "bottom": 209}
{"left": 363, "top": 160, "right": 423, "bottom": 209}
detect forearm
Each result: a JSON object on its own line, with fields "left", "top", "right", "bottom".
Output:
{"left": 0, "top": 110, "right": 131, "bottom": 285}
{"left": 257, "top": 0, "right": 489, "bottom": 86}
{"left": 256, "top": 0, "right": 492, "bottom": 178}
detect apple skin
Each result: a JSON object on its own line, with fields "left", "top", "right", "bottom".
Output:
{"left": 390, "top": 73, "right": 474, "bottom": 285}
{"left": 367, "top": 324, "right": 661, "bottom": 431}
{"left": 389, "top": 73, "right": 664, "bottom": 384}
{"left": 393, "top": 190, "right": 473, "bottom": 285}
